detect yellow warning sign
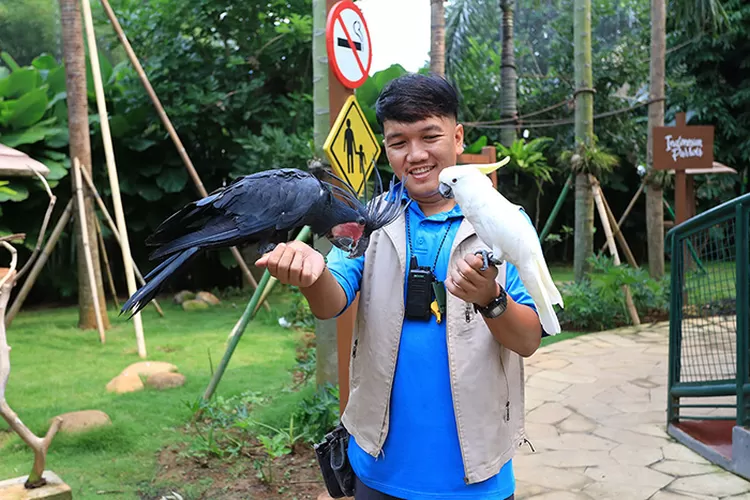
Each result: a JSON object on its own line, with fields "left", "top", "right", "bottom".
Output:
{"left": 323, "top": 95, "right": 381, "bottom": 197}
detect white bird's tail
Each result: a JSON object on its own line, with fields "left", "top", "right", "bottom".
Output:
{"left": 521, "top": 257, "right": 564, "bottom": 335}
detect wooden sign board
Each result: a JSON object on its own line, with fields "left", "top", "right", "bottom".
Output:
{"left": 652, "top": 113, "right": 714, "bottom": 171}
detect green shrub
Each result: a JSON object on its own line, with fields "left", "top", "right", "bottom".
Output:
{"left": 558, "top": 255, "right": 669, "bottom": 331}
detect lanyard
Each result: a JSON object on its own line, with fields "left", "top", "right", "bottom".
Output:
{"left": 405, "top": 211, "right": 454, "bottom": 274}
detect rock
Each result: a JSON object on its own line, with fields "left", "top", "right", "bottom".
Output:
{"left": 106, "top": 361, "right": 178, "bottom": 394}
{"left": 54, "top": 410, "right": 111, "bottom": 433}
{"left": 0, "top": 470, "right": 72, "bottom": 500}
{"left": 123, "top": 361, "right": 178, "bottom": 377}
{"left": 196, "top": 291, "right": 220, "bottom": 306}
{"left": 106, "top": 371, "right": 144, "bottom": 394}
{"left": 173, "top": 290, "right": 195, "bottom": 304}
{"left": 146, "top": 372, "right": 186, "bottom": 390}
{"left": 182, "top": 299, "right": 209, "bottom": 311}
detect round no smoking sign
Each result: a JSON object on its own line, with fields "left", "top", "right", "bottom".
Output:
{"left": 326, "top": 1, "right": 372, "bottom": 89}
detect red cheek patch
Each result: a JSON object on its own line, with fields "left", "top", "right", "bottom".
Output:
{"left": 332, "top": 222, "right": 364, "bottom": 240}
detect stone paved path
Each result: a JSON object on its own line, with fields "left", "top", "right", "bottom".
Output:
{"left": 514, "top": 321, "right": 750, "bottom": 499}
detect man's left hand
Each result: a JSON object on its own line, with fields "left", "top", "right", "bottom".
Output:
{"left": 445, "top": 253, "right": 499, "bottom": 307}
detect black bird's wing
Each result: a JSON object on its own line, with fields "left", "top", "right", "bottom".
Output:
{"left": 146, "top": 169, "right": 327, "bottom": 260}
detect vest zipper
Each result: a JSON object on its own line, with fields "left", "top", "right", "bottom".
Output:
{"left": 352, "top": 338, "right": 358, "bottom": 359}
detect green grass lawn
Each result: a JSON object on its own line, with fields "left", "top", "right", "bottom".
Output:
{"left": 1, "top": 265, "right": 584, "bottom": 498}
{"left": 0, "top": 291, "right": 303, "bottom": 499}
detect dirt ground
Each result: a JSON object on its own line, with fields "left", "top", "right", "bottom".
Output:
{"left": 149, "top": 439, "right": 327, "bottom": 500}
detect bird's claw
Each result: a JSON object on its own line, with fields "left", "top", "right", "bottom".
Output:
{"left": 258, "top": 242, "right": 278, "bottom": 255}
{"left": 474, "top": 250, "right": 503, "bottom": 271}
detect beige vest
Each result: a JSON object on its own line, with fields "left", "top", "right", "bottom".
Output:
{"left": 340, "top": 209, "right": 527, "bottom": 485}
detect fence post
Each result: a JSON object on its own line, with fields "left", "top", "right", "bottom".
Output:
{"left": 667, "top": 227, "right": 684, "bottom": 425}
{"left": 736, "top": 203, "right": 749, "bottom": 427}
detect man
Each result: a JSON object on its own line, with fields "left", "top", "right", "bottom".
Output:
{"left": 256, "top": 74, "right": 543, "bottom": 499}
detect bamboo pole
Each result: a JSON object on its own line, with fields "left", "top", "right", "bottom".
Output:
{"left": 539, "top": 172, "right": 573, "bottom": 242}
{"left": 81, "top": 0, "right": 146, "bottom": 357}
{"left": 73, "top": 158, "right": 106, "bottom": 342}
{"left": 16, "top": 166, "right": 56, "bottom": 281}
{"left": 204, "top": 226, "right": 312, "bottom": 404}
{"left": 95, "top": 216, "right": 119, "bottom": 310}
{"left": 599, "top": 189, "right": 639, "bottom": 268}
{"left": 6, "top": 201, "right": 74, "bottom": 326}
{"left": 97, "top": 0, "right": 269, "bottom": 312}
{"left": 598, "top": 180, "right": 645, "bottom": 253}
{"left": 79, "top": 167, "right": 164, "bottom": 317}
{"left": 590, "top": 175, "right": 640, "bottom": 326}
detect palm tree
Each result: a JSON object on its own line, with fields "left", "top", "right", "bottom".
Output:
{"left": 645, "top": 0, "right": 726, "bottom": 279}
{"left": 572, "top": 0, "right": 594, "bottom": 282}
{"left": 431, "top": 0, "right": 446, "bottom": 75}
{"left": 499, "top": 0, "right": 517, "bottom": 147}
{"left": 58, "top": 0, "right": 110, "bottom": 330}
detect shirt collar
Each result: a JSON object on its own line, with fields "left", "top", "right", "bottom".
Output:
{"left": 390, "top": 181, "right": 463, "bottom": 222}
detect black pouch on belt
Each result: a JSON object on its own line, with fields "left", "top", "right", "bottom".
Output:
{"left": 314, "top": 424, "right": 355, "bottom": 498}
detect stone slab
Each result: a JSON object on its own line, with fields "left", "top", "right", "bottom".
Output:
{"left": 0, "top": 471, "right": 72, "bottom": 500}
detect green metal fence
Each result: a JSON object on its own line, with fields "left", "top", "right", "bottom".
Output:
{"left": 667, "top": 193, "right": 750, "bottom": 426}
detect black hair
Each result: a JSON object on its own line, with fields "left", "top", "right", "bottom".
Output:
{"left": 374, "top": 73, "right": 459, "bottom": 129}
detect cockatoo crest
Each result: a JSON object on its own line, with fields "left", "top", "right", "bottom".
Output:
{"left": 438, "top": 156, "right": 510, "bottom": 199}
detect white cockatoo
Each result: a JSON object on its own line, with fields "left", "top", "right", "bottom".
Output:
{"left": 438, "top": 158, "right": 564, "bottom": 334}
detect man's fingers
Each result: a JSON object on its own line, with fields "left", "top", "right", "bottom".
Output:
{"left": 288, "top": 249, "right": 305, "bottom": 285}
{"left": 265, "top": 243, "right": 286, "bottom": 277}
{"left": 456, "top": 259, "right": 483, "bottom": 288}
{"left": 276, "top": 245, "right": 296, "bottom": 283}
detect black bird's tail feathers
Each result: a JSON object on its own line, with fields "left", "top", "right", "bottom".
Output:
{"left": 120, "top": 247, "right": 200, "bottom": 317}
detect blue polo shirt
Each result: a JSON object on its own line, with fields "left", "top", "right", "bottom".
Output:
{"left": 326, "top": 191, "right": 539, "bottom": 500}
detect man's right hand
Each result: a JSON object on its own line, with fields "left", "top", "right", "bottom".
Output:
{"left": 254, "top": 241, "right": 325, "bottom": 289}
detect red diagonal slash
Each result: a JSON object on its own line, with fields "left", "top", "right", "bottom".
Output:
{"left": 337, "top": 12, "right": 367, "bottom": 78}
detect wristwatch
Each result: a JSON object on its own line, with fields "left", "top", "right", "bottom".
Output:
{"left": 474, "top": 284, "right": 508, "bottom": 319}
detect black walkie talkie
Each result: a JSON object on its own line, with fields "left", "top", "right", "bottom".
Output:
{"left": 405, "top": 256, "right": 434, "bottom": 321}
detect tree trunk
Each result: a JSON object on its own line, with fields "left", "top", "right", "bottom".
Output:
{"left": 499, "top": 0, "right": 517, "bottom": 148}
{"left": 573, "top": 0, "right": 594, "bottom": 282}
{"left": 646, "top": 0, "right": 666, "bottom": 278}
{"left": 59, "top": 0, "right": 109, "bottom": 329}
{"left": 312, "top": 0, "right": 329, "bottom": 158}
{"left": 430, "top": 0, "right": 445, "bottom": 76}
{"left": 314, "top": 0, "right": 338, "bottom": 389}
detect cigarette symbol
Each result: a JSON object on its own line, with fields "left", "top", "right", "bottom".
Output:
{"left": 337, "top": 19, "right": 364, "bottom": 51}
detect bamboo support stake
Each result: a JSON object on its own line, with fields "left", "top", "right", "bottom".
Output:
{"left": 6, "top": 201, "right": 74, "bottom": 326}
{"left": 81, "top": 0, "right": 146, "bottom": 357}
{"left": 16, "top": 166, "right": 56, "bottom": 281}
{"left": 95, "top": 217, "right": 120, "bottom": 310}
{"left": 1, "top": 261, "right": 63, "bottom": 489}
{"left": 590, "top": 175, "right": 640, "bottom": 326}
{"left": 599, "top": 189, "right": 639, "bottom": 268}
{"left": 598, "top": 180, "right": 645, "bottom": 253}
{"left": 97, "top": 0, "right": 269, "bottom": 312}
{"left": 73, "top": 158, "right": 106, "bottom": 342}
{"left": 80, "top": 167, "right": 164, "bottom": 317}
{"left": 205, "top": 226, "right": 312, "bottom": 405}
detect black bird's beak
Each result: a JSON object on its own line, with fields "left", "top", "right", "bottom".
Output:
{"left": 438, "top": 182, "right": 453, "bottom": 199}
{"left": 331, "top": 236, "right": 355, "bottom": 254}
{"left": 348, "top": 235, "right": 370, "bottom": 258}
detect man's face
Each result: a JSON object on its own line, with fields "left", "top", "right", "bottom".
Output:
{"left": 382, "top": 115, "right": 464, "bottom": 203}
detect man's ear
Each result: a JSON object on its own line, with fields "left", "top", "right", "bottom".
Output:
{"left": 454, "top": 123, "right": 465, "bottom": 156}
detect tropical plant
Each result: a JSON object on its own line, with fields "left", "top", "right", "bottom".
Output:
{"left": 0, "top": 52, "right": 70, "bottom": 234}
{"left": 496, "top": 137, "right": 555, "bottom": 228}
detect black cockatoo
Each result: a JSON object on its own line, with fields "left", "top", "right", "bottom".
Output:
{"left": 120, "top": 167, "right": 408, "bottom": 316}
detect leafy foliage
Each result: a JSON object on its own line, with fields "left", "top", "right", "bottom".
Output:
{"left": 667, "top": 0, "right": 750, "bottom": 202}
{"left": 559, "top": 135, "right": 620, "bottom": 179}
{"left": 0, "top": 0, "right": 61, "bottom": 67}
{"left": 558, "top": 255, "right": 670, "bottom": 331}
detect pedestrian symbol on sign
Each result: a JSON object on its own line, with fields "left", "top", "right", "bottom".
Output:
{"left": 323, "top": 95, "right": 381, "bottom": 197}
